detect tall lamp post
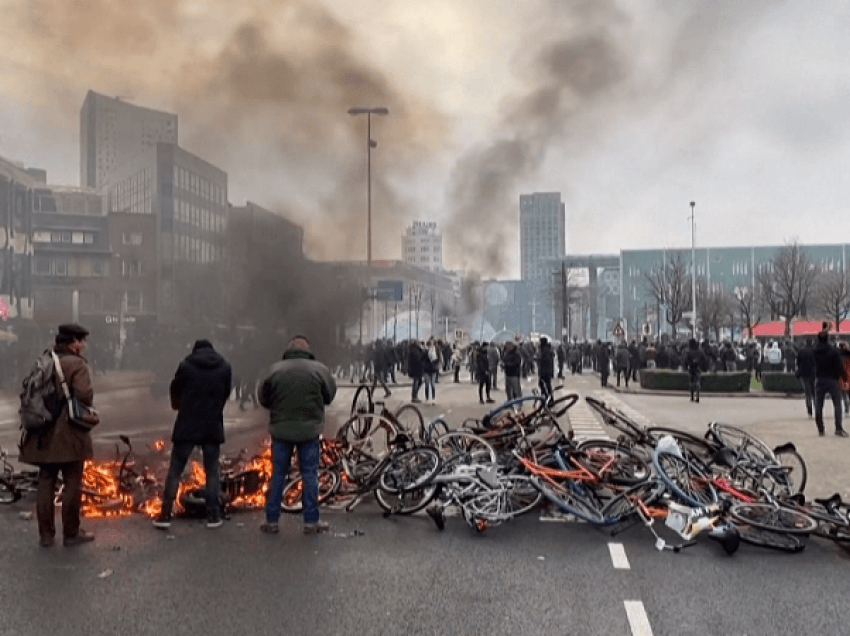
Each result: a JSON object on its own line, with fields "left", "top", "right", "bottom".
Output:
{"left": 348, "top": 106, "right": 389, "bottom": 342}
{"left": 690, "top": 201, "right": 697, "bottom": 339}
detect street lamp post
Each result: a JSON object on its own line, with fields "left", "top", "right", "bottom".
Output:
{"left": 348, "top": 106, "right": 389, "bottom": 342}
{"left": 690, "top": 201, "right": 697, "bottom": 339}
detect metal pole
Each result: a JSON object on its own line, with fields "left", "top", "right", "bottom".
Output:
{"left": 561, "top": 261, "right": 568, "bottom": 340}
{"left": 690, "top": 201, "right": 697, "bottom": 339}
{"left": 367, "top": 113, "right": 372, "bottom": 268}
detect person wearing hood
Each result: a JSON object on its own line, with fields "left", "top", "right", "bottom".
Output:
{"left": 683, "top": 338, "right": 706, "bottom": 403}
{"left": 259, "top": 335, "right": 337, "bottom": 534}
{"left": 154, "top": 339, "right": 232, "bottom": 530}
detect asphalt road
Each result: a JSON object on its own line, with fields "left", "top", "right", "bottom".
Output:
{"left": 1, "top": 371, "right": 849, "bottom": 636}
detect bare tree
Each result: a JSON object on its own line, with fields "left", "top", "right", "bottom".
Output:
{"left": 643, "top": 251, "right": 692, "bottom": 337}
{"left": 811, "top": 267, "right": 850, "bottom": 330}
{"left": 408, "top": 282, "right": 424, "bottom": 340}
{"left": 696, "top": 278, "right": 732, "bottom": 341}
{"left": 756, "top": 241, "right": 817, "bottom": 336}
{"left": 732, "top": 285, "right": 763, "bottom": 338}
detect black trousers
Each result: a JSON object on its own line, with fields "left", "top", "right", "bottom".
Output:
{"left": 478, "top": 372, "right": 491, "bottom": 401}
{"left": 801, "top": 377, "right": 815, "bottom": 415}
{"left": 37, "top": 460, "right": 84, "bottom": 540}
{"left": 815, "top": 377, "right": 844, "bottom": 433}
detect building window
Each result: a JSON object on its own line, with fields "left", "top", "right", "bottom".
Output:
{"left": 126, "top": 292, "right": 143, "bottom": 313}
{"left": 54, "top": 259, "right": 67, "bottom": 276}
{"left": 122, "top": 260, "right": 143, "bottom": 277}
{"left": 34, "top": 257, "right": 51, "bottom": 275}
{"left": 72, "top": 232, "right": 85, "bottom": 244}
{"left": 84, "top": 233, "right": 95, "bottom": 244}
{"left": 93, "top": 259, "right": 105, "bottom": 276}
{"left": 33, "top": 231, "right": 51, "bottom": 243}
{"left": 122, "top": 232, "right": 143, "bottom": 246}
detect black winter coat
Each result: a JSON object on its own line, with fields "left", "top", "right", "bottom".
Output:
{"left": 475, "top": 348, "right": 491, "bottom": 376}
{"left": 407, "top": 343, "right": 424, "bottom": 377}
{"left": 170, "top": 347, "right": 232, "bottom": 444}
{"left": 537, "top": 343, "right": 555, "bottom": 379}
{"left": 796, "top": 346, "right": 816, "bottom": 380}
{"left": 813, "top": 341, "right": 846, "bottom": 382}
{"left": 502, "top": 348, "right": 522, "bottom": 377}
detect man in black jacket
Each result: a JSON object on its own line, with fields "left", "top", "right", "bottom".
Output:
{"left": 154, "top": 340, "right": 232, "bottom": 529}
{"left": 813, "top": 329, "right": 848, "bottom": 437}
{"left": 476, "top": 343, "right": 494, "bottom": 404}
{"left": 537, "top": 338, "right": 555, "bottom": 402}
{"left": 502, "top": 342, "right": 522, "bottom": 401}
{"left": 795, "top": 338, "right": 816, "bottom": 417}
{"left": 408, "top": 340, "right": 424, "bottom": 403}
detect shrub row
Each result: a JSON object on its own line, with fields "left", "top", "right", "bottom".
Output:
{"left": 639, "top": 370, "right": 751, "bottom": 392}
{"left": 760, "top": 372, "right": 804, "bottom": 393}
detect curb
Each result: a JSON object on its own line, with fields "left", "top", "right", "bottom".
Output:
{"left": 586, "top": 370, "right": 802, "bottom": 399}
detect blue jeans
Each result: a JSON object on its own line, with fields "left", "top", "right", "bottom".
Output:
{"left": 265, "top": 438, "right": 320, "bottom": 524}
{"left": 424, "top": 373, "right": 437, "bottom": 400}
{"left": 163, "top": 442, "right": 221, "bottom": 518}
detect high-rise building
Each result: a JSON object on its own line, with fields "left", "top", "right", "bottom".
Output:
{"left": 80, "top": 90, "right": 178, "bottom": 189}
{"left": 520, "top": 192, "right": 566, "bottom": 281}
{"left": 402, "top": 221, "right": 443, "bottom": 271}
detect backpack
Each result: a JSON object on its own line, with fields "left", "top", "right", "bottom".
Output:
{"left": 19, "top": 349, "right": 64, "bottom": 433}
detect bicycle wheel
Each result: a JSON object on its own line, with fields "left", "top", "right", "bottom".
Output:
{"left": 465, "top": 474, "right": 542, "bottom": 521}
{"left": 351, "top": 385, "right": 373, "bottom": 416}
{"left": 379, "top": 447, "right": 442, "bottom": 493}
{"left": 728, "top": 502, "right": 818, "bottom": 535}
{"left": 735, "top": 526, "right": 807, "bottom": 552}
{"left": 0, "top": 478, "right": 20, "bottom": 504}
{"left": 653, "top": 450, "right": 718, "bottom": 507}
{"left": 375, "top": 484, "right": 438, "bottom": 515}
{"left": 576, "top": 440, "right": 651, "bottom": 486}
{"left": 773, "top": 448, "right": 807, "bottom": 495}
{"left": 646, "top": 427, "right": 716, "bottom": 467}
{"left": 585, "top": 396, "right": 644, "bottom": 442}
{"left": 281, "top": 469, "right": 340, "bottom": 513}
{"left": 337, "top": 414, "right": 398, "bottom": 454}
{"left": 547, "top": 392, "right": 579, "bottom": 418}
{"left": 435, "top": 432, "right": 497, "bottom": 467}
{"left": 600, "top": 479, "right": 666, "bottom": 523}
{"left": 424, "top": 417, "right": 451, "bottom": 443}
{"left": 531, "top": 476, "right": 607, "bottom": 524}
{"left": 708, "top": 423, "right": 774, "bottom": 463}
{"left": 394, "top": 404, "right": 425, "bottom": 440}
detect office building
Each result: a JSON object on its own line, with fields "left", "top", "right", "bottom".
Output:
{"left": 520, "top": 192, "right": 566, "bottom": 281}
{"left": 402, "top": 221, "right": 443, "bottom": 272}
{"left": 80, "top": 90, "right": 178, "bottom": 189}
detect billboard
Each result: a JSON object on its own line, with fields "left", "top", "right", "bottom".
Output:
{"left": 375, "top": 280, "right": 404, "bottom": 301}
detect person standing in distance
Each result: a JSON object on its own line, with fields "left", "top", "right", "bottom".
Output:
{"left": 154, "top": 339, "right": 232, "bottom": 529}
{"left": 260, "top": 335, "right": 337, "bottom": 534}
{"left": 813, "top": 327, "right": 848, "bottom": 437}
{"left": 20, "top": 323, "right": 99, "bottom": 547}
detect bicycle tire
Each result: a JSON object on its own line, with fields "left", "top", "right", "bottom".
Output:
{"left": 600, "top": 479, "right": 666, "bottom": 523}
{"left": 773, "top": 448, "right": 807, "bottom": 495}
{"left": 547, "top": 393, "right": 580, "bottom": 418}
{"left": 796, "top": 501, "right": 850, "bottom": 541}
{"left": 435, "top": 432, "right": 497, "bottom": 466}
{"left": 531, "top": 476, "right": 607, "bottom": 524}
{"left": 337, "top": 414, "right": 398, "bottom": 453}
{"left": 708, "top": 423, "right": 775, "bottom": 463}
{"left": 465, "top": 474, "right": 543, "bottom": 521}
{"left": 393, "top": 404, "right": 425, "bottom": 439}
{"left": 424, "top": 417, "right": 451, "bottom": 443}
{"left": 375, "top": 484, "right": 438, "bottom": 515}
{"left": 646, "top": 427, "right": 716, "bottom": 466}
{"left": 351, "top": 384, "right": 374, "bottom": 418}
{"left": 585, "top": 396, "right": 644, "bottom": 442}
{"left": 379, "top": 447, "right": 442, "bottom": 493}
{"left": 281, "top": 469, "right": 340, "bottom": 513}
{"left": 728, "top": 502, "right": 818, "bottom": 535}
{"left": 735, "top": 526, "right": 807, "bottom": 552}
{"left": 575, "top": 440, "right": 651, "bottom": 486}
{"left": 0, "top": 478, "right": 20, "bottom": 504}
{"left": 652, "top": 450, "right": 718, "bottom": 507}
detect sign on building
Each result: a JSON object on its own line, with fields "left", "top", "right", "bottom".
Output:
{"left": 375, "top": 280, "right": 404, "bottom": 301}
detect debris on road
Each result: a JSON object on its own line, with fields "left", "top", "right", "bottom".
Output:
{"left": 98, "top": 569, "right": 113, "bottom": 579}
{"left": 18, "top": 512, "right": 33, "bottom": 521}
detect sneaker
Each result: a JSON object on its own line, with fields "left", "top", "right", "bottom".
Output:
{"left": 303, "top": 520, "right": 330, "bottom": 535}
{"left": 819, "top": 429, "right": 826, "bottom": 437}
{"left": 152, "top": 512, "right": 172, "bottom": 529}
{"left": 486, "top": 398, "right": 495, "bottom": 404}
{"left": 836, "top": 430, "right": 849, "bottom": 438}
{"left": 39, "top": 536, "right": 55, "bottom": 548}
{"left": 63, "top": 530, "right": 95, "bottom": 547}
{"left": 479, "top": 399, "right": 485, "bottom": 405}
{"left": 384, "top": 391, "right": 392, "bottom": 398}
{"left": 207, "top": 515, "right": 224, "bottom": 529}
{"left": 411, "top": 398, "right": 422, "bottom": 404}
{"left": 260, "top": 523, "right": 279, "bottom": 534}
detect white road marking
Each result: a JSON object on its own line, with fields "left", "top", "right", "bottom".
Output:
{"left": 624, "top": 601, "right": 654, "bottom": 636}
{"left": 608, "top": 542, "right": 630, "bottom": 569}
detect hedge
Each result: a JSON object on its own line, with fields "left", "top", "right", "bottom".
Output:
{"left": 761, "top": 372, "right": 804, "bottom": 393}
{"left": 639, "top": 370, "right": 751, "bottom": 392}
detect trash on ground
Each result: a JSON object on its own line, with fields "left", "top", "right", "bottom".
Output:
{"left": 18, "top": 512, "right": 33, "bottom": 521}
{"left": 98, "top": 569, "right": 113, "bottom": 579}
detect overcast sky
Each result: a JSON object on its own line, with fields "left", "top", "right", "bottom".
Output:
{"left": 1, "top": 0, "right": 849, "bottom": 277}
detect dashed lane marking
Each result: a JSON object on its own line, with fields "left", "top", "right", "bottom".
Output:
{"left": 624, "top": 601, "right": 654, "bottom": 636}
{"left": 566, "top": 393, "right": 611, "bottom": 442}
{"left": 608, "top": 542, "right": 630, "bottom": 569}
{"left": 591, "top": 391, "right": 656, "bottom": 428}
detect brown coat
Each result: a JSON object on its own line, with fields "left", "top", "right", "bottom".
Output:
{"left": 19, "top": 348, "right": 96, "bottom": 465}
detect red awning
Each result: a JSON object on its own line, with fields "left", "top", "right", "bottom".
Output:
{"left": 749, "top": 320, "right": 850, "bottom": 337}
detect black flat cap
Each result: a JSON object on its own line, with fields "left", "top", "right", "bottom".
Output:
{"left": 57, "top": 323, "right": 89, "bottom": 339}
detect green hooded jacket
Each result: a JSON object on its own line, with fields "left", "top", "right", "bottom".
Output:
{"left": 259, "top": 348, "right": 337, "bottom": 442}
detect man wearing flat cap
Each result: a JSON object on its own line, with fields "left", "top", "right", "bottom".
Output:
{"left": 153, "top": 339, "right": 232, "bottom": 530}
{"left": 20, "top": 323, "right": 99, "bottom": 547}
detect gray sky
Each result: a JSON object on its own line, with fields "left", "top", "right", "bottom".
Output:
{"left": 1, "top": 0, "right": 849, "bottom": 277}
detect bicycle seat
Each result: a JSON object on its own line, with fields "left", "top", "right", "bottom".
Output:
{"left": 772, "top": 442, "right": 796, "bottom": 454}
{"left": 814, "top": 493, "right": 843, "bottom": 509}
{"left": 712, "top": 447, "right": 738, "bottom": 468}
